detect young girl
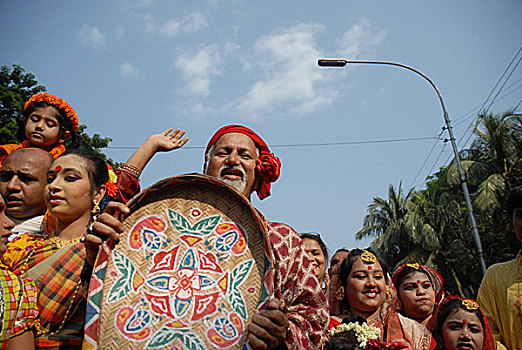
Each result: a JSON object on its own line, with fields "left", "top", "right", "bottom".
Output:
{"left": 392, "top": 263, "right": 444, "bottom": 326}
{"left": 431, "top": 296, "right": 495, "bottom": 350}
{"left": 0, "top": 92, "right": 79, "bottom": 165}
{"left": 0, "top": 194, "right": 38, "bottom": 349}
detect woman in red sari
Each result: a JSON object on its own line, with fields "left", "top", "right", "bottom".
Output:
{"left": 392, "top": 263, "right": 444, "bottom": 327}
{"left": 332, "top": 248, "right": 435, "bottom": 350}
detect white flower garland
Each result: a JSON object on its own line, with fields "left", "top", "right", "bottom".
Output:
{"left": 328, "top": 321, "right": 381, "bottom": 349}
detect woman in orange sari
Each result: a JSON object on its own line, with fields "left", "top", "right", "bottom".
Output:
{"left": 4, "top": 148, "right": 108, "bottom": 349}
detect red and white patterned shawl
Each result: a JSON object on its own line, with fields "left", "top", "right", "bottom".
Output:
{"left": 265, "top": 221, "right": 329, "bottom": 349}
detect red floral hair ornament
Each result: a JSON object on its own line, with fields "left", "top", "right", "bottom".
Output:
{"left": 24, "top": 92, "right": 79, "bottom": 133}
{"left": 205, "top": 124, "right": 281, "bottom": 200}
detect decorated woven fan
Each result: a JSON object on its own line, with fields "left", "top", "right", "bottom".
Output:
{"left": 83, "top": 174, "right": 272, "bottom": 350}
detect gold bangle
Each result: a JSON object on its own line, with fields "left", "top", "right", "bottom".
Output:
{"left": 119, "top": 163, "right": 142, "bottom": 178}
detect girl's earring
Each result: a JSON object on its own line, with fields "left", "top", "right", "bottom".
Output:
{"left": 336, "top": 286, "right": 345, "bottom": 301}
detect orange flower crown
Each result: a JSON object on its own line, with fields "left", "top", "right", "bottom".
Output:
{"left": 24, "top": 93, "right": 79, "bottom": 132}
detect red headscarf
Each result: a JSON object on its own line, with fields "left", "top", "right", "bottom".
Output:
{"left": 392, "top": 263, "right": 445, "bottom": 306}
{"left": 205, "top": 125, "right": 281, "bottom": 200}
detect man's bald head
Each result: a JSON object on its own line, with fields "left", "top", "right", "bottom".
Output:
{"left": 0, "top": 148, "right": 54, "bottom": 220}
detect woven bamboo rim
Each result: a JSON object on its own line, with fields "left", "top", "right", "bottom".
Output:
{"left": 97, "top": 174, "right": 268, "bottom": 349}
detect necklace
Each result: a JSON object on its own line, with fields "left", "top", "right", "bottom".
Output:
{"left": 48, "top": 235, "right": 83, "bottom": 250}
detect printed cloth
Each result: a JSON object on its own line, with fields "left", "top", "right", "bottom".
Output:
{"left": 265, "top": 221, "right": 329, "bottom": 349}
{"left": 0, "top": 269, "right": 38, "bottom": 349}
{"left": 0, "top": 140, "right": 65, "bottom": 166}
{"left": 8, "top": 240, "right": 86, "bottom": 349}
{"left": 477, "top": 250, "right": 522, "bottom": 350}
{"left": 205, "top": 125, "right": 281, "bottom": 200}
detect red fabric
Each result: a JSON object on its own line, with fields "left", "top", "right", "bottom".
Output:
{"left": 328, "top": 316, "right": 341, "bottom": 329}
{"left": 265, "top": 221, "right": 329, "bottom": 349}
{"left": 205, "top": 125, "right": 281, "bottom": 200}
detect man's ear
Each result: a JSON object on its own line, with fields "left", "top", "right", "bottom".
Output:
{"left": 58, "top": 130, "right": 71, "bottom": 144}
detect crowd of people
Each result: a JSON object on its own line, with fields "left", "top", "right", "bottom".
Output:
{"left": 0, "top": 92, "right": 520, "bottom": 350}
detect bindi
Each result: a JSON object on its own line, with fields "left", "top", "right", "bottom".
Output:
{"left": 462, "top": 319, "right": 467, "bottom": 324}
{"left": 55, "top": 165, "right": 62, "bottom": 172}
{"left": 417, "top": 280, "right": 421, "bottom": 284}
{"left": 367, "top": 266, "right": 372, "bottom": 270}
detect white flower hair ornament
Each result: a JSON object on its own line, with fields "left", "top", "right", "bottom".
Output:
{"left": 329, "top": 321, "right": 382, "bottom": 349}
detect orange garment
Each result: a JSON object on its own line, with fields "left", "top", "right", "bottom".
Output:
{"left": 0, "top": 140, "right": 66, "bottom": 166}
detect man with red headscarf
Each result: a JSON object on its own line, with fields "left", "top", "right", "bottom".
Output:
{"left": 203, "top": 125, "right": 329, "bottom": 350}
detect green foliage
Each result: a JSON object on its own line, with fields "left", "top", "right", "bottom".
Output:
{"left": 0, "top": 64, "right": 45, "bottom": 144}
{"left": 357, "top": 111, "right": 522, "bottom": 298}
{"left": 0, "top": 64, "right": 116, "bottom": 166}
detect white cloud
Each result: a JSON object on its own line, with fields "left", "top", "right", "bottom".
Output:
{"left": 145, "top": 12, "right": 208, "bottom": 37}
{"left": 231, "top": 23, "right": 336, "bottom": 119}
{"left": 336, "top": 18, "right": 387, "bottom": 59}
{"left": 120, "top": 62, "right": 145, "bottom": 80}
{"left": 174, "top": 45, "right": 221, "bottom": 96}
{"left": 78, "top": 24, "right": 106, "bottom": 48}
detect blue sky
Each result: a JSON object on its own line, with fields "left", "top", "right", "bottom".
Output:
{"left": 1, "top": 0, "right": 521, "bottom": 257}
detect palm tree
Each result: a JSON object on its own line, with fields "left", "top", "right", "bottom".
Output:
{"left": 356, "top": 183, "right": 439, "bottom": 269}
{"left": 445, "top": 111, "right": 522, "bottom": 211}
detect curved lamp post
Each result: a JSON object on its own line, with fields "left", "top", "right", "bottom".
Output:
{"left": 318, "top": 58, "right": 487, "bottom": 275}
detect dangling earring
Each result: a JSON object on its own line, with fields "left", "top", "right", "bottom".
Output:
{"left": 336, "top": 286, "right": 345, "bottom": 301}
{"left": 91, "top": 200, "right": 100, "bottom": 216}
{"left": 396, "top": 300, "right": 402, "bottom": 310}
{"left": 386, "top": 285, "right": 393, "bottom": 299}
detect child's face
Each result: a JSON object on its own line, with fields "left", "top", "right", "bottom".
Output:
{"left": 513, "top": 206, "right": 522, "bottom": 243}
{"left": 398, "top": 271, "right": 436, "bottom": 320}
{"left": 442, "top": 308, "right": 484, "bottom": 350}
{"left": 25, "top": 106, "right": 63, "bottom": 148}
{"left": 0, "top": 195, "right": 15, "bottom": 256}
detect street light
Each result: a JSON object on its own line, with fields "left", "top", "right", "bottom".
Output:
{"left": 318, "top": 58, "right": 487, "bottom": 275}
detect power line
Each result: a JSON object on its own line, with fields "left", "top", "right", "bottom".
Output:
{"left": 459, "top": 81, "right": 522, "bottom": 151}
{"left": 427, "top": 142, "right": 449, "bottom": 176}
{"left": 452, "top": 77, "right": 522, "bottom": 127}
{"left": 515, "top": 97, "right": 522, "bottom": 111}
{"left": 485, "top": 54, "right": 522, "bottom": 112}
{"left": 477, "top": 46, "right": 522, "bottom": 114}
{"left": 457, "top": 47, "right": 522, "bottom": 149}
{"left": 106, "top": 136, "right": 440, "bottom": 150}
{"left": 410, "top": 129, "right": 445, "bottom": 188}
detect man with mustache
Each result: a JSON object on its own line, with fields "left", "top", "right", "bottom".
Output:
{"left": 203, "top": 125, "right": 328, "bottom": 350}
{"left": 91, "top": 125, "right": 329, "bottom": 350}
{"left": 0, "top": 148, "right": 53, "bottom": 241}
